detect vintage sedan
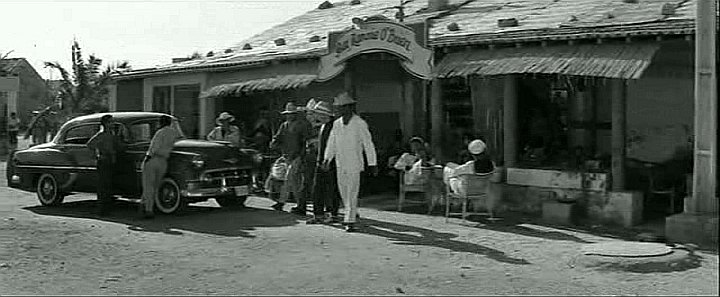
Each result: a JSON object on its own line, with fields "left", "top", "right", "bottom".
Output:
{"left": 6, "top": 112, "right": 260, "bottom": 214}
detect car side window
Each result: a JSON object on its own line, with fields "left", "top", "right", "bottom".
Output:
{"left": 128, "top": 122, "right": 156, "bottom": 144}
{"left": 62, "top": 124, "right": 100, "bottom": 145}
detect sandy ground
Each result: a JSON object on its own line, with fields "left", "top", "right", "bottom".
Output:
{"left": 0, "top": 158, "right": 718, "bottom": 295}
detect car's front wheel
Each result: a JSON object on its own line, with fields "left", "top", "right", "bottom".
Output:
{"left": 36, "top": 173, "right": 65, "bottom": 206}
{"left": 155, "top": 178, "right": 186, "bottom": 214}
{"left": 216, "top": 196, "right": 248, "bottom": 208}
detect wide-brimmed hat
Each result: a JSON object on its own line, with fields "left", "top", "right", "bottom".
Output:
{"left": 303, "top": 98, "right": 318, "bottom": 112}
{"left": 468, "top": 139, "right": 487, "bottom": 155}
{"left": 216, "top": 112, "right": 235, "bottom": 125}
{"left": 409, "top": 136, "right": 425, "bottom": 144}
{"left": 333, "top": 92, "right": 357, "bottom": 106}
{"left": 313, "top": 101, "right": 333, "bottom": 116}
{"left": 280, "top": 102, "right": 301, "bottom": 114}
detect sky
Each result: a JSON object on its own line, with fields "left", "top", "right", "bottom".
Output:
{"left": 0, "top": 0, "right": 318, "bottom": 80}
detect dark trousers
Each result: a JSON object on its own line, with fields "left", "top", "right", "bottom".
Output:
{"left": 312, "top": 165, "right": 340, "bottom": 217}
{"left": 97, "top": 159, "right": 115, "bottom": 213}
{"left": 8, "top": 131, "right": 18, "bottom": 145}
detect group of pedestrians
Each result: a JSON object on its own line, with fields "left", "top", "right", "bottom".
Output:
{"left": 264, "top": 92, "right": 378, "bottom": 232}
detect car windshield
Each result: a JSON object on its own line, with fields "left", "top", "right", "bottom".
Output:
{"left": 127, "top": 119, "right": 186, "bottom": 144}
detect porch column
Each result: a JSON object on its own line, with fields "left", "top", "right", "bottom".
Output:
{"left": 430, "top": 78, "right": 444, "bottom": 160}
{"left": 199, "top": 97, "right": 209, "bottom": 137}
{"left": 403, "top": 78, "right": 416, "bottom": 137}
{"left": 610, "top": 79, "right": 626, "bottom": 191}
{"left": 142, "top": 79, "right": 152, "bottom": 112}
{"left": 503, "top": 75, "right": 518, "bottom": 167}
{"left": 666, "top": 0, "right": 718, "bottom": 248}
{"left": 687, "top": 0, "right": 718, "bottom": 214}
{"left": 108, "top": 83, "right": 117, "bottom": 111}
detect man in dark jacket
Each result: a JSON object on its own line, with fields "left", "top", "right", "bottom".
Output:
{"left": 87, "top": 115, "right": 123, "bottom": 216}
{"left": 270, "top": 102, "right": 312, "bottom": 215}
{"left": 306, "top": 101, "right": 341, "bottom": 224}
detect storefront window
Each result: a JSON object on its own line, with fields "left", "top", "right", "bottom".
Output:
{"left": 152, "top": 86, "right": 171, "bottom": 114}
{"left": 442, "top": 78, "right": 473, "bottom": 162}
{"left": 517, "top": 76, "right": 610, "bottom": 172}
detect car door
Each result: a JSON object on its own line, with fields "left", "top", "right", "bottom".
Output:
{"left": 111, "top": 122, "right": 144, "bottom": 196}
{"left": 120, "top": 120, "right": 158, "bottom": 197}
{"left": 56, "top": 123, "right": 101, "bottom": 192}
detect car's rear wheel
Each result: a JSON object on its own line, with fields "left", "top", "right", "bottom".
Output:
{"left": 155, "top": 178, "right": 186, "bottom": 214}
{"left": 36, "top": 173, "right": 65, "bottom": 206}
{"left": 216, "top": 196, "right": 248, "bottom": 208}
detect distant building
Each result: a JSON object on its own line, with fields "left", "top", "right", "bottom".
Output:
{"left": 0, "top": 58, "right": 50, "bottom": 130}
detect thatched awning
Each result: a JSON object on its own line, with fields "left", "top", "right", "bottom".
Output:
{"left": 200, "top": 74, "right": 317, "bottom": 98}
{"left": 435, "top": 43, "right": 660, "bottom": 79}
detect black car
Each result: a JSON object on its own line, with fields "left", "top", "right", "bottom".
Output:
{"left": 6, "top": 112, "right": 260, "bottom": 214}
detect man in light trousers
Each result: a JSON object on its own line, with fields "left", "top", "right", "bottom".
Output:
{"left": 140, "top": 115, "right": 180, "bottom": 219}
{"left": 323, "top": 92, "right": 378, "bottom": 232}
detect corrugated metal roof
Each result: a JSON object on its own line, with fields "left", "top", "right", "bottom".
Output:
{"left": 435, "top": 43, "right": 660, "bottom": 79}
{"left": 430, "top": 0, "right": 697, "bottom": 46}
{"left": 199, "top": 74, "right": 318, "bottom": 98}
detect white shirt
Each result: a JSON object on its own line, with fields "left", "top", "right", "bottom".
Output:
{"left": 148, "top": 126, "right": 181, "bottom": 159}
{"left": 323, "top": 114, "right": 377, "bottom": 173}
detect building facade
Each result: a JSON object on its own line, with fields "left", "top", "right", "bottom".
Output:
{"left": 111, "top": 0, "right": 716, "bottom": 244}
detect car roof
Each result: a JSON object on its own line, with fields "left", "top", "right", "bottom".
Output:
{"left": 66, "top": 112, "right": 174, "bottom": 125}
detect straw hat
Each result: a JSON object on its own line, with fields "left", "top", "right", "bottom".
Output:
{"left": 280, "top": 102, "right": 301, "bottom": 114}
{"left": 215, "top": 112, "right": 235, "bottom": 125}
{"left": 468, "top": 139, "right": 487, "bottom": 155}
{"left": 333, "top": 92, "right": 357, "bottom": 106}
{"left": 313, "top": 101, "right": 333, "bottom": 116}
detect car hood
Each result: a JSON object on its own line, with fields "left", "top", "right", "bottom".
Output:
{"left": 172, "top": 139, "right": 254, "bottom": 169}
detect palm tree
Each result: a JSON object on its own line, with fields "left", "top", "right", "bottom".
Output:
{"left": 44, "top": 40, "right": 130, "bottom": 115}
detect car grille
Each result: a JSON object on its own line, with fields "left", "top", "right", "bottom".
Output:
{"left": 201, "top": 169, "right": 251, "bottom": 188}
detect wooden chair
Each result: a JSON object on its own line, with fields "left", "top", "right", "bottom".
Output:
{"left": 444, "top": 172, "right": 497, "bottom": 223}
{"left": 398, "top": 166, "right": 443, "bottom": 214}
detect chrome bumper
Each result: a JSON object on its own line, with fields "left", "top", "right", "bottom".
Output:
{"left": 181, "top": 184, "right": 250, "bottom": 198}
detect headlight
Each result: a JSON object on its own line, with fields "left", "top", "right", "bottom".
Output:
{"left": 191, "top": 155, "right": 205, "bottom": 168}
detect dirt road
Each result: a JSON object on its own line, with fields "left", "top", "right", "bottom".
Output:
{"left": 0, "top": 163, "right": 718, "bottom": 295}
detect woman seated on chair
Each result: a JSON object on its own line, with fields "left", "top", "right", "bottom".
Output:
{"left": 394, "top": 137, "right": 436, "bottom": 186}
{"left": 443, "top": 139, "right": 496, "bottom": 196}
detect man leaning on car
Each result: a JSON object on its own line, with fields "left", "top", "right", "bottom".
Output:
{"left": 140, "top": 115, "right": 181, "bottom": 219}
{"left": 86, "top": 114, "right": 123, "bottom": 216}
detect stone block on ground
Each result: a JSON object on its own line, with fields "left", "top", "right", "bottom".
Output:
{"left": 542, "top": 200, "right": 579, "bottom": 225}
{"left": 666, "top": 213, "right": 719, "bottom": 248}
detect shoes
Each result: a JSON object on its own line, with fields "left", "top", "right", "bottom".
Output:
{"left": 323, "top": 215, "right": 340, "bottom": 224}
{"left": 290, "top": 207, "right": 307, "bottom": 216}
{"left": 271, "top": 202, "right": 285, "bottom": 211}
{"left": 137, "top": 206, "right": 154, "bottom": 219}
{"left": 344, "top": 224, "right": 358, "bottom": 233}
{"left": 306, "top": 217, "right": 323, "bottom": 224}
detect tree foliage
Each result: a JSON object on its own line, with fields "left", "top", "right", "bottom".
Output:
{"left": 44, "top": 40, "right": 130, "bottom": 115}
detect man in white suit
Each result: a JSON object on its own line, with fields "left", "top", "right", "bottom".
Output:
{"left": 323, "top": 92, "right": 378, "bottom": 232}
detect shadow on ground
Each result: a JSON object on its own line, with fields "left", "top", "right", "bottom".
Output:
{"left": 346, "top": 217, "right": 531, "bottom": 265}
{"left": 23, "top": 199, "right": 301, "bottom": 238}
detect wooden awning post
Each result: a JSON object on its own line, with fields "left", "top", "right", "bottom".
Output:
{"left": 611, "top": 79, "right": 626, "bottom": 191}
{"left": 430, "top": 78, "right": 444, "bottom": 161}
{"left": 689, "top": 0, "right": 718, "bottom": 214}
{"left": 503, "top": 75, "right": 518, "bottom": 167}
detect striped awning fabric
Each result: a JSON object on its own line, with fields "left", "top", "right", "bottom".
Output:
{"left": 200, "top": 74, "right": 317, "bottom": 98}
{"left": 435, "top": 43, "right": 660, "bottom": 79}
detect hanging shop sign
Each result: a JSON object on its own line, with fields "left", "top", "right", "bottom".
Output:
{"left": 317, "top": 19, "right": 433, "bottom": 81}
